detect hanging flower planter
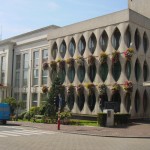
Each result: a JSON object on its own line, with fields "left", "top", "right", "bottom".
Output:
{"left": 66, "top": 58, "right": 75, "bottom": 67}
{"left": 85, "top": 83, "right": 95, "bottom": 93}
{"left": 123, "top": 48, "right": 134, "bottom": 60}
{"left": 77, "top": 84, "right": 84, "bottom": 95}
{"left": 123, "top": 81, "right": 133, "bottom": 92}
{"left": 112, "top": 51, "right": 120, "bottom": 63}
{"left": 88, "top": 55, "right": 95, "bottom": 66}
{"left": 98, "top": 84, "right": 107, "bottom": 96}
{"left": 57, "top": 59, "right": 65, "bottom": 69}
{"left": 50, "top": 61, "right": 57, "bottom": 70}
{"left": 42, "top": 62, "right": 49, "bottom": 70}
{"left": 112, "top": 83, "right": 120, "bottom": 93}
{"left": 99, "top": 52, "right": 108, "bottom": 64}
{"left": 67, "top": 85, "right": 75, "bottom": 95}
{"left": 42, "top": 86, "right": 48, "bottom": 93}
{"left": 76, "top": 56, "right": 84, "bottom": 66}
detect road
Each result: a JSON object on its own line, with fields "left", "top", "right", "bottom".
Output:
{"left": 0, "top": 125, "right": 149, "bottom": 150}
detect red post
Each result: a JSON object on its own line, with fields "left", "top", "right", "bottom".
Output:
{"left": 57, "top": 109, "right": 60, "bottom": 130}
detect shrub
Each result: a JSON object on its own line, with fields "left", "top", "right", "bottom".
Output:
{"left": 97, "top": 113, "right": 107, "bottom": 127}
{"left": 114, "top": 114, "right": 130, "bottom": 125}
{"left": 18, "top": 111, "right": 27, "bottom": 120}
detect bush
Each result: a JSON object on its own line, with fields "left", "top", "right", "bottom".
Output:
{"left": 97, "top": 113, "right": 107, "bottom": 127}
{"left": 18, "top": 112, "right": 27, "bottom": 120}
{"left": 114, "top": 114, "right": 130, "bottom": 125}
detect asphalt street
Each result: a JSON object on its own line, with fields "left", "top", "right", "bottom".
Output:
{"left": 0, "top": 125, "right": 150, "bottom": 150}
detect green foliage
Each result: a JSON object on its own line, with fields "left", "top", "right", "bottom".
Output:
{"left": 114, "top": 114, "right": 130, "bottom": 125}
{"left": 45, "top": 77, "right": 62, "bottom": 117}
{"left": 56, "top": 111, "right": 72, "bottom": 120}
{"left": 97, "top": 113, "right": 107, "bottom": 127}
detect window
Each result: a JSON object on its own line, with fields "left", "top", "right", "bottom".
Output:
{"left": 67, "top": 92, "right": 75, "bottom": 111}
{"left": 88, "top": 91, "right": 96, "bottom": 112}
{"left": 112, "top": 61, "right": 121, "bottom": 82}
{"left": 134, "top": 29, "right": 141, "bottom": 50}
{"left": 69, "top": 38, "right": 76, "bottom": 57}
{"left": 42, "top": 49, "right": 48, "bottom": 85}
{"left": 78, "top": 36, "right": 86, "bottom": 56}
{"left": 125, "top": 93, "right": 131, "bottom": 113}
{"left": 77, "top": 94, "right": 85, "bottom": 111}
{"left": 1, "top": 56, "right": 6, "bottom": 84}
{"left": 134, "top": 90, "right": 140, "bottom": 113}
{"left": 40, "top": 93, "right": 47, "bottom": 105}
{"left": 32, "top": 93, "right": 38, "bottom": 106}
{"left": 112, "top": 28, "right": 121, "bottom": 50}
{"left": 143, "top": 32, "right": 149, "bottom": 53}
{"left": 51, "top": 42, "right": 58, "bottom": 60}
{"left": 58, "top": 68, "right": 66, "bottom": 84}
{"left": 100, "top": 30, "right": 108, "bottom": 51}
{"left": 67, "top": 66, "right": 75, "bottom": 83}
{"left": 33, "top": 51, "right": 39, "bottom": 85}
{"left": 15, "top": 55, "right": 21, "bottom": 87}
{"left": 77, "top": 65, "right": 85, "bottom": 83}
{"left": 88, "top": 64, "right": 96, "bottom": 82}
{"left": 59, "top": 40, "right": 66, "bottom": 58}
{"left": 143, "top": 90, "right": 148, "bottom": 113}
{"left": 111, "top": 92, "right": 121, "bottom": 112}
{"left": 143, "top": 61, "right": 148, "bottom": 81}
{"left": 135, "top": 59, "right": 141, "bottom": 82}
{"left": 88, "top": 33, "right": 97, "bottom": 54}
{"left": 42, "top": 49, "right": 48, "bottom": 63}
{"left": 14, "top": 93, "right": 19, "bottom": 101}
{"left": 22, "top": 93, "right": 27, "bottom": 109}
{"left": 42, "top": 70, "right": 48, "bottom": 85}
{"left": 23, "top": 53, "right": 28, "bottom": 87}
{"left": 125, "top": 26, "right": 131, "bottom": 48}
{"left": 125, "top": 61, "right": 131, "bottom": 80}
{"left": 99, "top": 62, "right": 108, "bottom": 82}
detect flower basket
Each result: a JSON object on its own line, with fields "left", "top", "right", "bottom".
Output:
{"left": 77, "top": 84, "right": 84, "bottom": 95}
{"left": 112, "top": 51, "right": 120, "bottom": 63}
{"left": 67, "top": 85, "right": 74, "bottom": 95}
{"left": 123, "top": 48, "right": 134, "bottom": 60}
{"left": 85, "top": 83, "right": 95, "bottom": 93}
{"left": 42, "top": 86, "right": 48, "bottom": 93}
{"left": 88, "top": 55, "right": 95, "bottom": 66}
{"left": 66, "top": 58, "right": 75, "bottom": 67}
{"left": 76, "top": 57, "right": 84, "bottom": 66}
{"left": 50, "top": 61, "right": 57, "bottom": 70}
{"left": 123, "top": 81, "right": 133, "bottom": 92}
{"left": 98, "top": 84, "right": 107, "bottom": 95}
{"left": 99, "top": 52, "right": 108, "bottom": 64}
{"left": 42, "top": 62, "right": 49, "bottom": 70}
{"left": 57, "top": 59, "right": 65, "bottom": 69}
{"left": 112, "top": 83, "right": 120, "bottom": 93}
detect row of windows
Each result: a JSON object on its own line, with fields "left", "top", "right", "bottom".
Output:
{"left": 0, "top": 56, "right": 6, "bottom": 84}
{"left": 15, "top": 89, "right": 148, "bottom": 113}
{"left": 15, "top": 49, "right": 48, "bottom": 87}
{"left": 50, "top": 59, "right": 148, "bottom": 83}
{"left": 51, "top": 27, "right": 149, "bottom": 59}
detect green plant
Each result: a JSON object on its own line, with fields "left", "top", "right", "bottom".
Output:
{"left": 114, "top": 114, "right": 130, "bottom": 125}
{"left": 123, "top": 81, "right": 133, "bottom": 92}
{"left": 50, "top": 61, "right": 57, "bottom": 70}
{"left": 76, "top": 56, "right": 84, "bottom": 66}
{"left": 99, "top": 84, "right": 107, "bottom": 95}
{"left": 42, "top": 62, "right": 49, "bottom": 70}
{"left": 88, "top": 55, "right": 95, "bottom": 65}
{"left": 57, "top": 59, "right": 65, "bottom": 69}
{"left": 112, "top": 83, "right": 120, "bottom": 93}
{"left": 77, "top": 84, "right": 84, "bottom": 95}
{"left": 99, "top": 52, "right": 108, "bottom": 64}
{"left": 42, "top": 86, "right": 48, "bottom": 93}
{"left": 66, "top": 58, "right": 74, "bottom": 66}
{"left": 97, "top": 113, "right": 107, "bottom": 127}
{"left": 112, "top": 51, "right": 120, "bottom": 63}
{"left": 123, "top": 48, "right": 134, "bottom": 60}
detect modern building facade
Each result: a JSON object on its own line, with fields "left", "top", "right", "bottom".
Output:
{"left": 0, "top": 0, "right": 150, "bottom": 119}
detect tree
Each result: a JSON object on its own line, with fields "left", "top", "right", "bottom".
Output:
{"left": 44, "top": 77, "right": 62, "bottom": 118}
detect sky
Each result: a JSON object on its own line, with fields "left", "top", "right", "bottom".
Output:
{"left": 0, "top": 0, "right": 128, "bottom": 40}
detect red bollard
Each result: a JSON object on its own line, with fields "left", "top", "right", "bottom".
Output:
{"left": 58, "top": 117, "right": 60, "bottom": 130}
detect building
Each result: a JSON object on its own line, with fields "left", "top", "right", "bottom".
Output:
{"left": 0, "top": 0, "right": 150, "bottom": 119}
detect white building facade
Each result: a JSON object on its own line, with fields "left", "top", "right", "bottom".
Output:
{"left": 0, "top": 0, "right": 150, "bottom": 119}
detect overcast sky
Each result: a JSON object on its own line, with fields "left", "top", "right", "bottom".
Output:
{"left": 0, "top": 0, "right": 128, "bottom": 39}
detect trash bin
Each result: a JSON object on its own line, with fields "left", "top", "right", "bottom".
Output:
{"left": 103, "top": 109, "right": 114, "bottom": 127}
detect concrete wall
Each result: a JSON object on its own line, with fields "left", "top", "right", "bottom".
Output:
{"left": 129, "top": 0, "right": 150, "bottom": 18}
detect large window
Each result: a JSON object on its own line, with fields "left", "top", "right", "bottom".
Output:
{"left": 23, "top": 53, "right": 28, "bottom": 87}
{"left": 78, "top": 36, "right": 86, "bottom": 56}
{"left": 51, "top": 42, "right": 58, "bottom": 60}
{"left": 88, "top": 33, "right": 97, "bottom": 54}
{"left": 1, "top": 56, "right": 6, "bottom": 84}
{"left": 33, "top": 51, "right": 39, "bottom": 85}
{"left": 32, "top": 93, "right": 38, "bottom": 106}
{"left": 112, "top": 28, "right": 121, "bottom": 50}
{"left": 15, "top": 55, "right": 21, "bottom": 87}
{"left": 22, "top": 93, "right": 27, "bottom": 110}
{"left": 69, "top": 38, "right": 76, "bottom": 57}
{"left": 100, "top": 30, "right": 108, "bottom": 51}
{"left": 42, "top": 49, "right": 48, "bottom": 85}
{"left": 59, "top": 40, "right": 66, "bottom": 58}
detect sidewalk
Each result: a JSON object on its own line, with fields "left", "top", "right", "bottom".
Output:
{"left": 8, "top": 121, "right": 150, "bottom": 138}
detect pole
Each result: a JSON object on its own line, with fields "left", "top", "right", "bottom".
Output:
{"left": 57, "top": 108, "right": 60, "bottom": 130}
